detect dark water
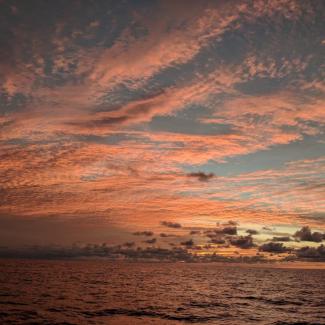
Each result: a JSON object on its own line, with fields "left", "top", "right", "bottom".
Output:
{"left": 0, "top": 260, "right": 324, "bottom": 325}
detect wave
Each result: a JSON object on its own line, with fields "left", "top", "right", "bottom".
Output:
{"left": 82, "top": 308, "right": 232, "bottom": 323}
{"left": 273, "top": 321, "right": 324, "bottom": 325}
{"left": 0, "top": 300, "right": 28, "bottom": 306}
{"left": 239, "top": 296, "right": 304, "bottom": 306}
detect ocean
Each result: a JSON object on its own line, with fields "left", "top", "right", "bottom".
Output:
{"left": 0, "top": 260, "right": 324, "bottom": 324}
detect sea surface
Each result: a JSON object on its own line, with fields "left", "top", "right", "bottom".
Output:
{"left": 0, "top": 260, "right": 324, "bottom": 325}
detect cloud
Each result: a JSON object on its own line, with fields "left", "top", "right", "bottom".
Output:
{"left": 295, "top": 244, "right": 325, "bottom": 260}
{"left": 205, "top": 230, "right": 224, "bottom": 238}
{"left": 259, "top": 242, "right": 289, "bottom": 253}
{"left": 2, "top": 240, "right": 324, "bottom": 262}
{"left": 230, "top": 235, "right": 254, "bottom": 249}
{"left": 271, "top": 236, "right": 292, "bottom": 242}
{"left": 143, "top": 238, "right": 157, "bottom": 244}
{"left": 216, "top": 226, "right": 237, "bottom": 235}
{"left": 187, "top": 172, "right": 215, "bottom": 182}
{"left": 159, "top": 233, "right": 177, "bottom": 238}
{"left": 246, "top": 229, "right": 258, "bottom": 235}
{"left": 161, "top": 221, "right": 182, "bottom": 229}
{"left": 209, "top": 238, "right": 226, "bottom": 245}
{"left": 133, "top": 231, "right": 154, "bottom": 237}
{"left": 180, "top": 239, "right": 194, "bottom": 247}
{"left": 294, "top": 226, "right": 324, "bottom": 243}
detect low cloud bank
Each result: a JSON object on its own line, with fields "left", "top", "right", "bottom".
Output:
{"left": 1, "top": 224, "right": 324, "bottom": 262}
{"left": 1, "top": 242, "right": 325, "bottom": 262}
{"left": 0, "top": 244, "right": 269, "bottom": 263}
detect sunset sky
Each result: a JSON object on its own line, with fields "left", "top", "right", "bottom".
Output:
{"left": 0, "top": 0, "right": 324, "bottom": 259}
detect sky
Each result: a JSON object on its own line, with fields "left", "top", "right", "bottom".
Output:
{"left": 0, "top": 0, "right": 324, "bottom": 260}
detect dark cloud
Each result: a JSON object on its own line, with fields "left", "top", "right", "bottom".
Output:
{"left": 209, "top": 238, "right": 226, "bottom": 245}
{"left": 294, "top": 226, "right": 324, "bottom": 243}
{"left": 143, "top": 238, "right": 157, "bottom": 244}
{"left": 159, "top": 233, "right": 177, "bottom": 237}
{"left": 187, "top": 172, "right": 214, "bottom": 182}
{"left": 230, "top": 235, "right": 254, "bottom": 249}
{"left": 189, "top": 230, "right": 201, "bottom": 235}
{"left": 216, "top": 226, "right": 237, "bottom": 235}
{"left": 180, "top": 239, "right": 194, "bottom": 247}
{"left": 161, "top": 221, "right": 182, "bottom": 228}
{"left": 123, "top": 242, "right": 135, "bottom": 248}
{"left": 133, "top": 231, "right": 154, "bottom": 236}
{"left": 246, "top": 229, "right": 258, "bottom": 235}
{"left": 295, "top": 244, "right": 325, "bottom": 260}
{"left": 271, "top": 236, "right": 292, "bottom": 242}
{"left": 259, "top": 242, "right": 289, "bottom": 253}
{"left": 205, "top": 226, "right": 239, "bottom": 246}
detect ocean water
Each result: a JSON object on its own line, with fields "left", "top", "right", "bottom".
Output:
{"left": 0, "top": 260, "right": 324, "bottom": 325}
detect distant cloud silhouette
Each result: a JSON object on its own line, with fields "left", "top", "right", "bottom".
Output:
{"left": 144, "top": 238, "right": 157, "bottom": 244}
{"left": 180, "top": 239, "right": 194, "bottom": 247}
{"left": 133, "top": 231, "right": 154, "bottom": 236}
{"left": 161, "top": 221, "right": 182, "bottom": 228}
{"left": 187, "top": 172, "right": 214, "bottom": 182}
{"left": 230, "top": 236, "right": 254, "bottom": 249}
{"left": 259, "top": 242, "right": 289, "bottom": 253}
{"left": 159, "top": 233, "right": 177, "bottom": 237}
{"left": 296, "top": 244, "right": 325, "bottom": 260}
{"left": 294, "top": 226, "right": 324, "bottom": 243}
{"left": 271, "top": 236, "right": 291, "bottom": 242}
{"left": 246, "top": 229, "right": 258, "bottom": 235}
{"left": 216, "top": 226, "right": 237, "bottom": 235}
